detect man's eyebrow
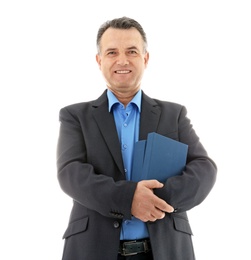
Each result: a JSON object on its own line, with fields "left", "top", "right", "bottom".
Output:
{"left": 104, "top": 46, "right": 139, "bottom": 52}
{"left": 127, "top": 46, "right": 139, "bottom": 50}
{"left": 104, "top": 47, "right": 117, "bottom": 52}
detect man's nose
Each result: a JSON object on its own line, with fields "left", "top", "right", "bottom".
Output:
{"left": 116, "top": 54, "right": 129, "bottom": 66}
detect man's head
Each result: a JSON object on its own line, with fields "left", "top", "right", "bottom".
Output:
{"left": 96, "top": 17, "right": 149, "bottom": 105}
{"left": 96, "top": 17, "right": 148, "bottom": 54}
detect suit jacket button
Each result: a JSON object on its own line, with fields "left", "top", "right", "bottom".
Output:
{"left": 113, "top": 221, "right": 120, "bottom": 228}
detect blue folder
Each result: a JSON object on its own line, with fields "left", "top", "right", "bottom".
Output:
{"left": 131, "top": 132, "right": 188, "bottom": 182}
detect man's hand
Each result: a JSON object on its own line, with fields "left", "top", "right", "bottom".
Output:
{"left": 131, "top": 180, "right": 174, "bottom": 222}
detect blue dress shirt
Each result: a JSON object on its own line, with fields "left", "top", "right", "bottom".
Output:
{"left": 107, "top": 89, "right": 149, "bottom": 240}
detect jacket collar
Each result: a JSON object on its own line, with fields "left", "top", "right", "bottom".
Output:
{"left": 91, "top": 90, "right": 161, "bottom": 175}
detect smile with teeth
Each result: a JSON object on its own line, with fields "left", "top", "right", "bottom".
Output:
{"left": 115, "top": 70, "right": 131, "bottom": 74}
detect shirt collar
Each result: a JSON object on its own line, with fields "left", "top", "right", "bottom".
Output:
{"left": 107, "top": 89, "right": 142, "bottom": 112}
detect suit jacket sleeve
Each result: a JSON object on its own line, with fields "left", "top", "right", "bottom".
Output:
{"left": 154, "top": 104, "right": 217, "bottom": 213}
{"left": 57, "top": 103, "right": 137, "bottom": 220}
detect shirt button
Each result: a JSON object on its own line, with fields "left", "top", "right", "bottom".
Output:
{"left": 113, "top": 221, "right": 120, "bottom": 228}
{"left": 123, "top": 144, "right": 127, "bottom": 149}
{"left": 123, "top": 123, "right": 127, "bottom": 127}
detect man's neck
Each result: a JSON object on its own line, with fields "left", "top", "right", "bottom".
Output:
{"left": 108, "top": 88, "right": 140, "bottom": 107}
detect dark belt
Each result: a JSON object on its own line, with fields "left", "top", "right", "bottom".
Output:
{"left": 118, "top": 239, "right": 151, "bottom": 256}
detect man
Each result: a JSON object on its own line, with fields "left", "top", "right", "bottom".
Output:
{"left": 57, "top": 17, "right": 217, "bottom": 260}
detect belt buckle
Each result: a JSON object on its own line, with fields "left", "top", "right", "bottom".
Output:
{"left": 143, "top": 240, "right": 149, "bottom": 252}
{"left": 121, "top": 240, "right": 138, "bottom": 256}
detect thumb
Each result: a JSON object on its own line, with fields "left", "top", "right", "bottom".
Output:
{"left": 141, "top": 179, "right": 164, "bottom": 189}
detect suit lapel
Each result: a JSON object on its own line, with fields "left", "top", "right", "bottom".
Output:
{"left": 91, "top": 91, "right": 161, "bottom": 176}
{"left": 139, "top": 92, "right": 161, "bottom": 140}
{"left": 92, "top": 91, "right": 125, "bottom": 176}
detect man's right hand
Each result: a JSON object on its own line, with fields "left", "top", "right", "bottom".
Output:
{"left": 131, "top": 180, "right": 174, "bottom": 222}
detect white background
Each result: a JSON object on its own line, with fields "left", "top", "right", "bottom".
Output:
{"left": 1, "top": 1, "right": 250, "bottom": 259}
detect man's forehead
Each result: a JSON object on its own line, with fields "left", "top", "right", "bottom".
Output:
{"left": 102, "top": 28, "right": 142, "bottom": 42}
{"left": 100, "top": 28, "right": 144, "bottom": 51}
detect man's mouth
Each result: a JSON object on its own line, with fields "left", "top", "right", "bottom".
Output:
{"left": 115, "top": 70, "right": 131, "bottom": 74}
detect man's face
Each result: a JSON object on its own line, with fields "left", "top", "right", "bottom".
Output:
{"left": 96, "top": 28, "right": 149, "bottom": 96}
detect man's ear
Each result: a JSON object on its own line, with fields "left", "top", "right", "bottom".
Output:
{"left": 144, "top": 52, "right": 149, "bottom": 68}
{"left": 96, "top": 54, "right": 101, "bottom": 69}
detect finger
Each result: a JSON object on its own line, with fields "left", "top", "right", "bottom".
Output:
{"left": 151, "top": 209, "right": 165, "bottom": 220}
{"left": 153, "top": 196, "right": 174, "bottom": 213}
{"left": 148, "top": 206, "right": 167, "bottom": 221}
{"left": 142, "top": 179, "right": 164, "bottom": 189}
{"left": 158, "top": 204, "right": 174, "bottom": 213}
{"left": 149, "top": 215, "right": 158, "bottom": 222}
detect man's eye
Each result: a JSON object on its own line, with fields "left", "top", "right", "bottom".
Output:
{"left": 107, "top": 51, "right": 116, "bottom": 55}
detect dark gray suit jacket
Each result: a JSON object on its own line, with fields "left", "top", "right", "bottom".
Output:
{"left": 57, "top": 90, "right": 217, "bottom": 260}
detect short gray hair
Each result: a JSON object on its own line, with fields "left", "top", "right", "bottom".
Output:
{"left": 96, "top": 16, "right": 148, "bottom": 53}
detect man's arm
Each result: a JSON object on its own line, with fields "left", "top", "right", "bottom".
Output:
{"left": 155, "top": 106, "right": 217, "bottom": 213}
{"left": 57, "top": 106, "right": 137, "bottom": 220}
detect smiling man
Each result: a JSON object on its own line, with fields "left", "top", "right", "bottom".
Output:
{"left": 57, "top": 17, "right": 217, "bottom": 260}
{"left": 96, "top": 26, "right": 149, "bottom": 105}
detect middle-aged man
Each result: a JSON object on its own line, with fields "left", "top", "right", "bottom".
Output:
{"left": 57, "top": 16, "right": 217, "bottom": 260}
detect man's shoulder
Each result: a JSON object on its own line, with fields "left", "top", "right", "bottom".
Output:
{"left": 59, "top": 90, "right": 108, "bottom": 113}
{"left": 58, "top": 102, "right": 91, "bottom": 121}
{"left": 142, "top": 92, "right": 184, "bottom": 110}
{"left": 61, "top": 101, "right": 91, "bottom": 111}
{"left": 154, "top": 98, "right": 183, "bottom": 107}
